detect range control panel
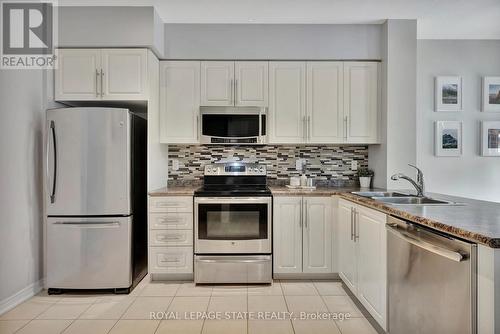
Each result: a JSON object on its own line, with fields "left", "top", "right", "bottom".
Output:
{"left": 204, "top": 162, "right": 267, "bottom": 176}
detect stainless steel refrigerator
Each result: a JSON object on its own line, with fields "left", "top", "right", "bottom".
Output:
{"left": 45, "top": 107, "right": 147, "bottom": 294}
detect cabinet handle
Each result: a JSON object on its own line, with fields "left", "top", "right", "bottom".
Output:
{"left": 235, "top": 79, "right": 238, "bottom": 105}
{"left": 355, "top": 209, "right": 359, "bottom": 241}
{"left": 344, "top": 116, "right": 348, "bottom": 140}
{"left": 305, "top": 200, "right": 308, "bottom": 228}
{"left": 100, "top": 69, "right": 104, "bottom": 97}
{"left": 196, "top": 114, "right": 199, "bottom": 140}
{"left": 230, "top": 79, "right": 234, "bottom": 104}
{"left": 307, "top": 115, "right": 311, "bottom": 139}
{"left": 303, "top": 116, "right": 307, "bottom": 140}
{"left": 299, "top": 199, "right": 303, "bottom": 227}
{"left": 350, "top": 207, "right": 354, "bottom": 240}
{"left": 95, "top": 69, "right": 99, "bottom": 97}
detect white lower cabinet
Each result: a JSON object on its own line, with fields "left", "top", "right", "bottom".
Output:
{"left": 148, "top": 196, "right": 194, "bottom": 276}
{"left": 273, "top": 196, "right": 332, "bottom": 274}
{"left": 337, "top": 198, "right": 387, "bottom": 330}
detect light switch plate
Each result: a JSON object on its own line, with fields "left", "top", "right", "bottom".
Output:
{"left": 172, "top": 159, "right": 179, "bottom": 171}
{"left": 351, "top": 160, "right": 358, "bottom": 171}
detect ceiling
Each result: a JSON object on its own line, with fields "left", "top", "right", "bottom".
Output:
{"left": 58, "top": 0, "right": 500, "bottom": 39}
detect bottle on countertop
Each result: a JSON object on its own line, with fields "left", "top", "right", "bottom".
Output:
{"left": 300, "top": 174, "right": 307, "bottom": 187}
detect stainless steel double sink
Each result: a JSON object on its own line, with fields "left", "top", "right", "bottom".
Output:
{"left": 352, "top": 191, "right": 460, "bottom": 206}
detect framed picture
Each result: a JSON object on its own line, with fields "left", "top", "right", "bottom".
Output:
{"left": 435, "top": 76, "right": 463, "bottom": 112}
{"left": 435, "top": 121, "right": 462, "bottom": 156}
{"left": 482, "top": 77, "right": 500, "bottom": 112}
{"left": 481, "top": 121, "right": 500, "bottom": 156}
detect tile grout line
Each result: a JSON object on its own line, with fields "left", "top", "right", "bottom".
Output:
{"left": 278, "top": 280, "right": 297, "bottom": 334}
{"left": 199, "top": 285, "right": 213, "bottom": 334}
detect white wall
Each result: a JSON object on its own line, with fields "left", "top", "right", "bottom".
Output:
{"left": 369, "top": 19, "right": 417, "bottom": 189}
{"left": 58, "top": 6, "right": 165, "bottom": 57}
{"left": 417, "top": 40, "right": 500, "bottom": 202}
{"left": 163, "top": 24, "right": 382, "bottom": 59}
{"left": 0, "top": 70, "right": 45, "bottom": 308}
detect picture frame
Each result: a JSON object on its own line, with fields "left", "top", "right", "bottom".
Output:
{"left": 481, "top": 121, "right": 500, "bottom": 156}
{"left": 435, "top": 121, "right": 462, "bottom": 157}
{"left": 435, "top": 76, "right": 463, "bottom": 112}
{"left": 482, "top": 77, "right": 500, "bottom": 112}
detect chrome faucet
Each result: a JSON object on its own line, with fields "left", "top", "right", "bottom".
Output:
{"left": 391, "top": 164, "right": 425, "bottom": 197}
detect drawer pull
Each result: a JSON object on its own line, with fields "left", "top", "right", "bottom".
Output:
{"left": 157, "top": 235, "right": 183, "bottom": 241}
{"left": 159, "top": 258, "right": 181, "bottom": 263}
{"left": 158, "top": 218, "right": 181, "bottom": 223}
{"left": 157, "top": 203, "right": 185, "bottom": 208}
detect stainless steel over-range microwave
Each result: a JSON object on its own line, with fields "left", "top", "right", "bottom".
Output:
{"left": 200, "top": 106, "right": 267, "bottom": 145}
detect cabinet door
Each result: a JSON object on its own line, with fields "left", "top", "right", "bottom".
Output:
{"left": 337, "top": 199, "right": 358, "bottom": 294}
{"left": 54, "top": 49, "right": 101, "bottom": 101}
{"left": 101, "top": 49, "right": 148, "bottom": 100}
{"left": 306, "top": 62, "right": 344, "bottom": 143}
{"left": 159, "top": 61, "right": 200, "bottom": 144}
{"left": 303, "top": 197, "right": 332, "bottom": 273}
{"left": 234, "top": 61, "right": 268, "bottom": 107}
{"left": 201, "top": 61, "right": 234, "bottom": 106}
{"left": 356, "top": 205, "right": 387, "bottom": 330}
{"left": 344, "top": 62, "right": 379, "bottom": 143}
{"left": 273, "top": 197, "right": 303, "bottom": 274}
{"left": 268, "top": 62, "right": 306, "bottom": 144}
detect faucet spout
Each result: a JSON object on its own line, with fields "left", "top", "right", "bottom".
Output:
{"left": 391, "top": 164, "right": 425, "bottom": 197}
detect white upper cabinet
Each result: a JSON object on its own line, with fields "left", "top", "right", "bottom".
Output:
{"left": 306, "top": 62, "right": 344, "bottom": 143}
{"left": 55, "top": 49, "right": 101, "bottom": 101}
{"left": 273, "top": 197, "right": 303, "bottom": 274}
{"left": 201, "top": 61, "right": 268, "bottom": 107}
{"left": 344, "top": 62, "right": 379, "bottom": 143}
{"left": 201, "top": 61, "right": 234, "bottom": 106}
{"left": 303, "top": 197, "right": 333, "bottom": 274}
{"left": 55, "top": 48, "right": 148, "bottom": 101}
{"left": 159, "top": 61, "right": 200, "bottom": 144}
{"left": 101, "top": 49, "right": 148, "bottom": 100}
{"left": 234, "top": 61, "right": 268, "bottom": 107}
{"left": 268, "top": 62, "right": 306, "bottom": 144}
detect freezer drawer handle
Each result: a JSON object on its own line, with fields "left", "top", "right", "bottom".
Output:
{"left": 53, "top": 222, "right": 120, "bottom": 228}
{"left": 49, "top": 120, "right": 57, "bottom": 204}
{"left": 387, "top": 224, "right": 465, "bottom": 262}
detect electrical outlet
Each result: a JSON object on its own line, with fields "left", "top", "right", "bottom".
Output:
{"left": 351, "top": 160, "right": 358, "bottom": 171}
{"left": 295, "top": 159, "right": 304, "bottom": 171}
{"left": 172, "top": 159, "right": 179, "bottom": 171}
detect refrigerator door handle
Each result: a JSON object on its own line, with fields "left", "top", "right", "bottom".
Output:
{"left": 49, "top": 120, "right": 57, "bottom": 204}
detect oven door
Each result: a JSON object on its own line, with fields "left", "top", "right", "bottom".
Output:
{"left": 194, "top": 197, "right": 272, "bottom": 254}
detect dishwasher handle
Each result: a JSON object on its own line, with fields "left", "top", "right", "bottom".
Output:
{"left": 387, "top": 224, "right": 465, "bottom": 262}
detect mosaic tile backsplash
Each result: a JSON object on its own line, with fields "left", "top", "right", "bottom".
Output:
{"left": 167, "top": 145, "right": 368, "bottom": 186}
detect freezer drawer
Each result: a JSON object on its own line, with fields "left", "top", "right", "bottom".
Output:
{"left": 195, "top": 255, "right": 272, "bottom": 284}
{"left": 47, "top": 216, "right": 132, "bottom": 289}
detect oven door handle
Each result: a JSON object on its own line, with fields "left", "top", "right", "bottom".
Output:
{"left": 195, "top": 197, "right": 272, "bottom": 205}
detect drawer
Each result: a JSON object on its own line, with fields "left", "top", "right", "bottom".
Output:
{"left": 149, "top": 247, "right": 193, "bottom": 274}
{"left": 149, "top": 196, "right": 193, "bottom": 213}
{"left": 149, "top": 212, "right": 193, "bottom": 230}
{"left": 150, "top": 230, "right": 193, "bottom": 246}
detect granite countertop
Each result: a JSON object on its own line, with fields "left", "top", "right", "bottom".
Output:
{"left": 149, "top": 185, "right": 199, "bottom": 196}
{"left": 270, "top": 186, "right": 500, "bottom": 248}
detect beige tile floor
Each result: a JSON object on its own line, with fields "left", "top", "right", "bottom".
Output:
{"left": 0, "top": 278, "right": 379, "bottom": 334}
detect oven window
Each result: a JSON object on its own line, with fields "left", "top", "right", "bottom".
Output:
{"left": 198, "top": 204, "right": 268, "bottom": 240}
{"left": 202, "top": 115, "right": 261, "bottom": 138}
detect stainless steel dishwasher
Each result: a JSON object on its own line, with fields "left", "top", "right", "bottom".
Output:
{"left": 387, "top": 216, "right": 477, "bottom": 334}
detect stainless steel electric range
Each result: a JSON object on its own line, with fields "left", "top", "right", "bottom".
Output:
{"left": 194, "top": 162, "right": 272, "bottom": 284}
